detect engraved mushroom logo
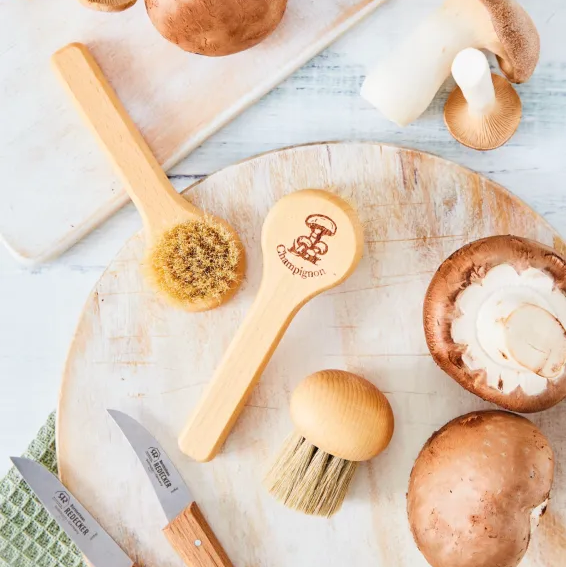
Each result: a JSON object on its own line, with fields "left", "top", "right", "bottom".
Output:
{"left": 289, "top": 215, "right": 337, "bottom": 265}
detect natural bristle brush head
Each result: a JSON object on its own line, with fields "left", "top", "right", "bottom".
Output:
{"left": 146, "top": 218, "right": 244, "bottom": 310}
{"left": 265, "top": 370, "right": 394, "bottom": 517}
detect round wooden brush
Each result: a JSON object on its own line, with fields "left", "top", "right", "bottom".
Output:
{"left": 265, "top": 370, "right": 394, "bottom": 517}
{"left": 51, "top": 43, "right": 244, "bottom": 312}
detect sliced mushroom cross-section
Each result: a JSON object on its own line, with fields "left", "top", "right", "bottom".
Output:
{"left": 424, "top": 235, "right": 566, "bottom": 412}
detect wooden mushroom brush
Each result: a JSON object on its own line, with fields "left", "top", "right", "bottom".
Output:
{"left": 179, "top": 190, "right": 364, "bottom": 462}
{"left": 445, "top": 48, "right": 522, "bottom": 150}
{"left": 79, "top": 0, "right": 136, "bottom": 12}
{"left": 52, "top": 43, "right": 245, "bottom": 312}
{"left": 265, "top": 370, "right": 394, "bottom": 517}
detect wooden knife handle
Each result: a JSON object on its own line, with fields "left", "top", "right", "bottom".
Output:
{"left": 163, "top": 502, "right": 234, "bottom": 567}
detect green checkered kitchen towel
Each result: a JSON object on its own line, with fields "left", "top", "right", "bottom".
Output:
{"left": 0, "top": 413, "right": 85, "bottom": 567}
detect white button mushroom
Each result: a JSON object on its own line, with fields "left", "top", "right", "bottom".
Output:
{"left": 408, "top": 411, "right": 554, "bottom": 567}
{"left": 361, "top": 0, "right": 540, "bottom": 126}
{"left": 424, "top": 236, "right": 566, "bottom": 413}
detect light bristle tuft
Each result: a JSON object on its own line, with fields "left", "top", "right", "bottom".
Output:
{"left": 145, "top": 218, "right": 242, "bottom": 308}
{"left": 264, "top": 433, "right": 359, "bottom": 517}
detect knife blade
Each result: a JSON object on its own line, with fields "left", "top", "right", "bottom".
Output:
{"left": 108, "top": 409, "right": 234, "bottom": 567}
{"left": 10, "top": 457, "right": 136, "bottom": 567}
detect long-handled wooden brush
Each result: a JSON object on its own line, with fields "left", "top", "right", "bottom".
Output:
{"left": 265, "top": 370, "right": 394, "bottom": 517}
{"left": 52, "top": 43, "right": 245, "bottom": 312}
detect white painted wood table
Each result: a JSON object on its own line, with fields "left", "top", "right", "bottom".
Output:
{"left": 0, "top": 0, "right": 565, "bottom": 559}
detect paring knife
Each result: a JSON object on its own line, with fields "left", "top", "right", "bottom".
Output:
{"left": 9, "top": 457, "right": 138, "bottom": 567}
{"left": 108, "top": 409, "right": 234, "bottom": 567}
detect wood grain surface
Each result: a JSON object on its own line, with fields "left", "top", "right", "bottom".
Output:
{"left": 163, "top": 503, "right": 234, "bottom": 567}
{"left": 0, "top": 0, "right": 386, "bottom": 264}
{"left": 289, "top": 370, "right": 394, "bottom": 462}
{"left": 58, "top": 143, "right": 566, "bottom": 566}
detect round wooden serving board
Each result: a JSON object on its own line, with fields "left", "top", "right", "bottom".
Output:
{"left": 59, "top": 143, "right": 566, "bottom": 567}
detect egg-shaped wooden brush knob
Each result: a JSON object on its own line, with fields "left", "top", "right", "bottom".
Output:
{"left": 291, "top": 370, "right": 394, "bottom": 461}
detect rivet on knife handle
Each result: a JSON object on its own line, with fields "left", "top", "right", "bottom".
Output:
{"left": 107, "top": 410, "right": 234, "bottom": 567}
{"left": 164, "top": 502, "right": 234, "bottom": 567}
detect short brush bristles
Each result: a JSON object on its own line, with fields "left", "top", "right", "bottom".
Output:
{"left": 145, "top": 217, "right": 242, "bottom": 309}
{"left": 265, "top": 433, "right": 359, "bottom": 517}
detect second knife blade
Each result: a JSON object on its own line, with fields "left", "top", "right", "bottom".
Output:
{"left": 107, "top": 410, "right": 192, "bottom": 523}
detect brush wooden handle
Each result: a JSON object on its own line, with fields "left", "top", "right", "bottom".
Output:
{"left": 51, "top": 43, "right": 198, "bottom": 237}
{"left": 179, "top": 189, "right": 364, "bottom": 461}
{"left": 180, "top": 280, "right": 302, "bottom": 461}
{"left": 163, "top": 503, "right": 234, "bottom": 567}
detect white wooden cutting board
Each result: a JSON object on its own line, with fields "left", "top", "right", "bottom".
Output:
{"left": 0, "top": 0, "right": 385, "bottom": 264}
{"left": 58, "top": 143, "right": 566, "bottom": 567}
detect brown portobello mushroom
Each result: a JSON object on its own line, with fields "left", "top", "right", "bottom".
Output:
{"left": 408, "top": 411, "right": 554, "bottom": 567}
{"left": 424, "top": 236, "right": 566, "bottom": 413}
{"left": 145, "top": 0, "right": 288, "bottom": 56}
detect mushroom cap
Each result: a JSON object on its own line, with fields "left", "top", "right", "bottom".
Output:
{"left": 408, "top": 410, "right": 554, "bottom": 567}
{"left": 424, "top": 235, "right": 566, "bottom": 412}
{"left": 290, "top": 370, "right": 394, "bottom": 462}
{"left": 305, "top": 214, "right": 337, "bottom": 236}
{"left": 479, "top": 0, "right": 540, "bottom": 83}
{"left": 444, "top": 74, "right": 522, "bottom": 150}
{"left": 145, "top": 0, "right": 288, "bottom": 56}
{"left": 79, "top": 0, "right": 136, "bottom": 11}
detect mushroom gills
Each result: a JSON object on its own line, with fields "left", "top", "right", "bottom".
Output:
{"left": 444, "top": 48, "right": 522, "bottom": 151}
{"left": 451, "top": 264, "right": 566, "bottom": 395}
{"left": 530, "top": 498, "right": 549, "bottom": 535}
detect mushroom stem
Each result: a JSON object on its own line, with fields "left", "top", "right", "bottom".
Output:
{"left": 505, "top": 304, "right": 566, "bottom": 379}
{"left": 361, "top": 0, "right": 501, "bottom": 126}
{"left": 452, "top": 49, "right": 496, "bottom": 116}
{"left": 444, "top": 51, "right": 522, "bottom": 150}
